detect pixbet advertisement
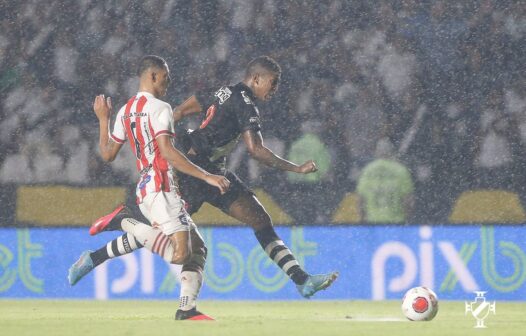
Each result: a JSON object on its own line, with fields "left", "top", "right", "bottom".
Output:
{"left": 0, "top": 225, "right": 525, "bottom": 300}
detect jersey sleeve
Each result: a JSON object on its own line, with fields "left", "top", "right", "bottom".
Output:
{"left": 195, "top": 87, "right": 219, "bottom": 110}
{"left": 110, "top": 107, "right": 127, "bottom": 144}
{"left": 151, "top": 103, "right": 175, "bottom": 138}
{"left": 235, "top": 94, "right": 261, "bottom": 132}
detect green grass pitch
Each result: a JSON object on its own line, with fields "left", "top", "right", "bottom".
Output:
{"left": 1, "top": 300, "right": 524, "bottom": 336}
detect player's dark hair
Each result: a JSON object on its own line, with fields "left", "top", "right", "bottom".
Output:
{"left": 137, "top": 55, "right": 167, "bottom": 76}
{"left": 245, "top": 56, "right": 281, "bottom": 79}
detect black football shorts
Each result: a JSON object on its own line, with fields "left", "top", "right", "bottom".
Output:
{"left": 177, "top": 169, "right": 254, "bottom": 216}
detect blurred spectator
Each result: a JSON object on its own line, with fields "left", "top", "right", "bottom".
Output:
{"left": 284, "top": 121, "right": 333, "bottom": 223}
{"left": 286, "top": 122, "right": 332, "bottom": 185}
{"left": 475, "top": 89, "right": 526, "bottom": 190}
{"left": 377, "top": 33, "right": 418, "bottom": 104}
{"left": 62, "top": 125, "right": 90, "bottom": 184}
{"left": 0, "top": 0, "right": 525, "bottom": 224}
{"left": 53, "top": 30, "right": 79, "bottom": 89}
{"left": 344, "top": 83, "right": 385, "bottom": 162}
{"left": 356, "top": 138, "right": 414, "bottom": 223}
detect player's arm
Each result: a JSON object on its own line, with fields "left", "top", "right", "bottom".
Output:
{"left": 93, "top": 95, "right": 122, "bottom": 162}
{"left": 156, "top": 135, "right": 230, "bottom": 193}
{"left": 242, "top": 129, "right": 318, "bottom": 174}
{"left": 173, "top": 95, "right": 203, "bottom": 123}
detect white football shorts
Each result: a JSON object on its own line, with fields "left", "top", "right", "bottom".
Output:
{"left": 139, "top": 190, "right": 196, "bottom": 235}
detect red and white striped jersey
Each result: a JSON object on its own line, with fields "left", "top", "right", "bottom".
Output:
{"left": 110, "top": 92, "right": 177, "bottom": 203}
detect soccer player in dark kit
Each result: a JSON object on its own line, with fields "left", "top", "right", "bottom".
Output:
{"left": 69, "top": 56, "right": 338, "bottom": 312}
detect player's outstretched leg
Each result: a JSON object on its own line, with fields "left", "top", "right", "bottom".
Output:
{"left": 68, "top": 250, "right": 94, "bottom": 285}
{"left": 69, "top": 205, "right": 195, "bottom": 285}
{"left": 69, "top": 205, "right": 148, "bottom": 285}
{"left": 87, "top": 205, "right": 185, "bottom": 267}
{"left": 228, "top": 194, "right": 339, "bottom": 299}
{"left": 68, "top": 230, "right": 144, "bottom": 286}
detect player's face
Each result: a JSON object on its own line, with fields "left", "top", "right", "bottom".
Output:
{"left": 154, "top": 65, "right": 171, "bottom": 97}
{"left": 255, "top": 73, "right": 279, "bottom": 101}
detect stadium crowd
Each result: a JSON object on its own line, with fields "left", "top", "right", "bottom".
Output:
{"left": 0, "top": 0, "right": 525, "bottom": 223}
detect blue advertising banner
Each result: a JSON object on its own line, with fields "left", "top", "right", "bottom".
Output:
{"left": 0, "top": 225, "right": 525, "bottom": 301}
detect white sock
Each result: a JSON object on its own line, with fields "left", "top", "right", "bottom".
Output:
{"left": 121, "top": 219, "right": 174, "bottom": 263}
{"left": 179, "top": 271, "right": 203, "bottom": 311}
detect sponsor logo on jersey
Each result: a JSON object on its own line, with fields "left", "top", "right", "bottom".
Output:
{"left": 249, "top": 117, "right": 260, "bottom": 124}
{"left": 178, "top": 212, "right": 190, "bottom": 226}
{"left": 139, "top": 175, "right": 151, "bottom": 189}
{"left": 241, "top": 91, "right": 253, "bottom": 105}
{"left": 215, "top": 87, "right": 232, "bottom": 105}
{"left": 199, "top": 104, "right": 217, "bottom": 129}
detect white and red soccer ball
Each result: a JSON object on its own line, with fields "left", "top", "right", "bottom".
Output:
{"left": 401, "top": 286, "right": 439, "bottom": 321}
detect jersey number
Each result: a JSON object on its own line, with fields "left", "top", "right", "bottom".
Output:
{"left": 130, "top": 122, "right": 142, "bottom": 160}
{"left": 199, "top": 105, "right": 217, "bottom": 129}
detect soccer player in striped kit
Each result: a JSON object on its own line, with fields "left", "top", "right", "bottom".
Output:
{"left": 70, "top": 56, "right": 338, "bottom": 314}
{"left": 69, "top": 55, "right": 229, "bottom": 320}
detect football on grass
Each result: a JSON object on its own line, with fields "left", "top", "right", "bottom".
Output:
{"left": 401, "top": 286, "right": 439, "bottom": 321}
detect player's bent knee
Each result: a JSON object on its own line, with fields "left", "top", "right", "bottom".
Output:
{"left": 171, "top": 249, "right": 191, "bottom": 264}
{"left": 170, "top": 243, "right": 192, "bottom": 264}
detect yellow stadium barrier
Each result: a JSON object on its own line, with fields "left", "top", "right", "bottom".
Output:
{"left": 449, "top": 189, "right": 526, "bottom": 223}
{"left": 16, "top": 185, "right": 127, "bottom": 226}
{"left": 331, "top": 192, "right": 362, "bottom": 223}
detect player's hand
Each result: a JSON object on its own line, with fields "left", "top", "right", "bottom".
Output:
{"left": 93, "top": 94, "right": 113, "bottom": 121}
{"left": 297, "top": 160, "right": 318, "bottom": 174}
{"left": 205, "top": 174, "right": 231, "bottom": 194}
